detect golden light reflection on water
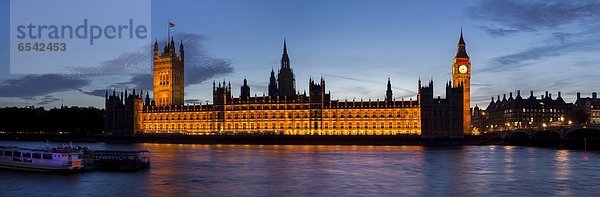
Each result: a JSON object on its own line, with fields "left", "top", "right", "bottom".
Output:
{"left": 554, "top": 150, "right": 571, "bottom": 196}
{"left": 503, "top": 145, "right": 516, "bottom": 184}
{"left": 137, "top": 144, "right": 428, "bottom": 196}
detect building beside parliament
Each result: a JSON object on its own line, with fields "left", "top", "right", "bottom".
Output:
{"left": 472, "top": 91, "right": 573, "bottom": 132}
{"left": 106, "top": 31, "right": 472, "bottom": 138}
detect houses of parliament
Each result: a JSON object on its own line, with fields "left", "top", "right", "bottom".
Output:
{"left": 105, "top": 31, "right": 472, "bottom": 138}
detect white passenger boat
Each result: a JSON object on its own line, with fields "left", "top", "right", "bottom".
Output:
{"left": 0, "top": 145, "right": 84, "bottom": 173}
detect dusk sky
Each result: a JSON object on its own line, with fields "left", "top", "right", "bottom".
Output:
{"left": 1, "top": 0, "right": 599, "bottom": 109}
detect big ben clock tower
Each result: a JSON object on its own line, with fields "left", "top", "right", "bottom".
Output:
{"left": 452, "top": 30, "right": 471, "bottom": 135}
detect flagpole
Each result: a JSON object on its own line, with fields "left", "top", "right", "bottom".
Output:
{"left": 167, "top": 19, "right": 170, "bottom": 44}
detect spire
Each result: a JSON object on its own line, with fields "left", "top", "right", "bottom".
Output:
{"left": 241, "top": 77, "right": 250, "bottom": 101}
{"left": 386, "top": 77, "right": 393, "bottom": 102}
{"left": 153, "top": 39, "right": 158, "bottom": 51}
{"left": 459, "top": 27, "right": 465, "bottom": 45}
{"left": 268, "top": 68, "right": 278, "bottom": 98}
{"left": 455, "top": 28, "right": 469, "bottom": 58}
{"left": 387, "top": 77, "right": 392, "bottom": 91}
{"left": 283, "top": 38, "right": 287, "bottom": 55}
{"left": 144, "top": 91, "right": 150, "bottom": 106}
{"left": 281, "top": 39, "right": 290, "bottom": 68}
{"left": 179, "top": 40, "right": 185, "bottom": 59}
{"left": 179, "top": 40, "right": 184, "bottom": 52}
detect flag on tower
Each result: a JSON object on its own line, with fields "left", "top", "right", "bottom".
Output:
{"left": 169, "top": 20, "right": 175, "bottom": 28}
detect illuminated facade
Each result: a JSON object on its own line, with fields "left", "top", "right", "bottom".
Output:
{"left": 153, "top": 38, "right": 184, "bottom": 106}
{"left": 106, "top": 32, "right": 470, "bottom": 137}
{"left": 139, "top": 93, "right": 421, "bottom": 136}
{"left": 138, "top": 41, "right": 421, "bottom": 135}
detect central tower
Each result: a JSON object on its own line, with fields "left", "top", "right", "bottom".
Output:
{"left": 153, "top": 37, "right": 185, "bottom": 106}
{"left": 277, "top": 39, "right": 296, "bottom": 99}
{"left": 451, "top": 30, "right": 471, "bottom": 135}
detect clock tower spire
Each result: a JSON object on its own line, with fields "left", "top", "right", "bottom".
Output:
{"left": 456, "top": 29, "right": 469, "bottom": 58}
{"left": 452, "top": 28, "right": 472, "bottom": 135}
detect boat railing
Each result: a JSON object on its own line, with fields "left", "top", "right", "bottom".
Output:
{"left": 90, "top": 150, "right": 150, "bottom": 162}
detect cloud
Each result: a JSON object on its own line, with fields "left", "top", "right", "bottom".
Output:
{"left": 471, "top": 83, "right": 492, "bottom": 87}
{"left": 0, "top": 74, "right": 90, "bottom": 98}
{"left": 468, "top": 0, "right": 600, "bottom": 33}
{"left": 78, "top": 89, "right": 108, "bottom": 97}
{"left": 574, "top": 60, "right": 600, "bottom": 68}
{"left": 2, "top": 32, "right": 232, "bottom": 105}
{"left": 19, "top": 95, "right": 61, "bottom": 106}
{"left": 92, "top": 54, "right": 233, "bottom": 96}
{"left": 68, "top": 50, "right": 151, "bottom": 75}
{"left": 479, "top": 26, "right": 519, "bottom": 37}
{"left": 67, "top": 33, "right": 230, "bottom": 77}
{"left": 324, "top": 74, "right": 417, "bottom": 96}
{"left": 35, "top": 95, "right": 61, "bottom": 106}
{"left": 469, "top": 1, "right": 600, "bottom": 72}
{"left": 173, "top": 33, "right": 234, "bottom": 86}
{"left": 184, "top": 56, "right": 233, "bottom": 86}
{"left": 115, "top": 74, "right": 153, "bottom": 91}
{"left": 325, "top": 74, "right": 380, "bottom": 84}
{"left": 483, "top": 37, "right": 600, "bottom": 72}
{"left": 73, "top": 33, "right": 234, "bottom": 98}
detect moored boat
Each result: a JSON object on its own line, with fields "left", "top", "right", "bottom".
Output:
{"left": 0, "top": 145, "right": 84, "bottom": 173}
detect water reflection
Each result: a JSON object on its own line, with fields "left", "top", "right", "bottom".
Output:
{"left": 1, "top": 141, "right": 600, "bottom": 196}
{"left": 554, "top": 150, "right": 571, "bottom": 196}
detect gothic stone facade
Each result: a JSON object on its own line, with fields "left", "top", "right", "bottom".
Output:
{"left": 106, "top": 33, "right": 469, "bottom": 138}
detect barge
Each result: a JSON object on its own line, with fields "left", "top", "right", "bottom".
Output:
{"left": 84, "top": 150, "right": 151, "bottom": 171}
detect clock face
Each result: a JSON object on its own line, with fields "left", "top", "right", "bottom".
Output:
{"left": 459, "top": 65, "right": 468, "bottom": 74}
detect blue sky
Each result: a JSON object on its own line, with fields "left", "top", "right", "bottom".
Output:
{"left": 1, "top": 0, "right": 600, "bottom": 108}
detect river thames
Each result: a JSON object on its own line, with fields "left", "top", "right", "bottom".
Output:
{"left": 1, "top": 141, "right": 599, "bottom": 196}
